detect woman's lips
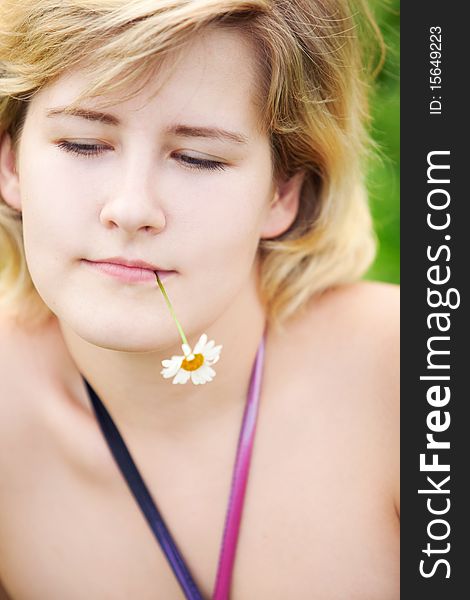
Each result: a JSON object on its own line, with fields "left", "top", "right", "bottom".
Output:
{"left": 82, "top": 260, "right": 175, "bottom": 283}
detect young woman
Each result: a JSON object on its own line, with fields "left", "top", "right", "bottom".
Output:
{"left": 0, "top": 1, "right": 399, "bottom": 598}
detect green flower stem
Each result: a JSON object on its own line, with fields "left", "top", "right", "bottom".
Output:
{"left": 154, "top": 272, "right": 189, "bottom": 349}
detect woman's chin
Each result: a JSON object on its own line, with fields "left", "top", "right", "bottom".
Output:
{"left": 58, "top": 312, "right": 179, "bottom": 354}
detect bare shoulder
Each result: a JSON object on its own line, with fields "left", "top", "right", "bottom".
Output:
{"left": 305, "top": 279, "right": 399, "bottom": 334}
{"left": 305, "top": 280, "right": 400, "bottom": 413}
{"left": 281, "top": 280, "right": 400, "bottom": 514}
{"left": 300, "top": 279, "right": 399, "bottom": 408}
{"left": 291, "top": 280, "right": 399, "bottom": 368}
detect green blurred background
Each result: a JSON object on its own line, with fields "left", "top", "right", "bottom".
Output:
{"left": 364, "top": 0, "right": 400, "bottom": 284}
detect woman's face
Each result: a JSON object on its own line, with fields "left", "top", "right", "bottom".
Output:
{"left": 2, "top": 27, "right": 299, "bottom": 351}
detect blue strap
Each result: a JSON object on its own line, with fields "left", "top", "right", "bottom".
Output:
{"left": 83, "top": 377, "right": 204, "bottom": 600}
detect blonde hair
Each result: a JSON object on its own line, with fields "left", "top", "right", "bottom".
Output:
{"left": 0, "top": 0, "right": 380, "bottom": 330}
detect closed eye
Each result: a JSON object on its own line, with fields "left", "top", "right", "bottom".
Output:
{"left": 172, "top": 152, "right": 226, "bottom": 172}
{"left": 57, "top": 141, "right": 105, "bottom": 157}
{"left": 56, "top": 141, "right": 227, "bottom": 172}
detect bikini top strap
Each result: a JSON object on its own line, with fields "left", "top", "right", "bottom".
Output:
{"left": 212, "top": 333, "right": 265, "bottom": 599}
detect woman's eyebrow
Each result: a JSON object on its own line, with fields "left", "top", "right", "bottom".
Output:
{"left": 45, "top": 106, "right": 250, "bottom": 145}
{"left": 166, "top": 124, "right": 249, "bottom": 145}
{"left": 45, "top": 107, "right": 120, "bottom": 126}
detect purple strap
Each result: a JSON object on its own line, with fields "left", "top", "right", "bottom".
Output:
{"left": 212, "top": 332, "right": 265, "bottom": 599}
{"left": 83, "top": 332, "right": 265, "bottom": 600}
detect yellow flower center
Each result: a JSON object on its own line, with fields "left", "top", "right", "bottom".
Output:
{"left": 181, "top": 353, "right": 204, "bottom": 371}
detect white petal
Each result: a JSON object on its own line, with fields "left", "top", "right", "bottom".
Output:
{"left": 190, "top": 370, "right": 201, "bottom": 385}
{"left": 181, "top": 343, "right": 192, "bottom": 357}
{"left": 203, "top": 365, "right": 216, "bottom": 378}
{"left": 193, "top": 333, "right": 208, "bottom": 355}
{"left": 161, "top": 355, "right": 182, "bottom": 368}
{"left": 173, "top": 369, "right": 191, "bottom": 384}
{"left": 199, "top": 365, "right": 215, "bottom": 383}
{"left": 173, "top": 354, "right": 185, "bottom": 363}
{"left": 161, "top": 360, "right": 182, "bottom": 378}
{"left": 204, "top": 345, "right": 222, "bottom": 364}
{"left": 205, "top": 344, "right": 222, "bottom": 358}
{"left": 192, "top": 369, "right": 210, "bottom": 384}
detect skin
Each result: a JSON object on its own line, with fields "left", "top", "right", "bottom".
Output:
{"left": 0, "top": 26, "right": 399, "bottom": 600}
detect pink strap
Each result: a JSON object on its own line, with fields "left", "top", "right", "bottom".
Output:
{"left": 212, "top": 332, "right": 266, "bottom": 599}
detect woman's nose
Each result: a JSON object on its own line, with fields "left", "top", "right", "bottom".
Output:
{"left": 99, "top": 161, "right": 167, "bottom": 235}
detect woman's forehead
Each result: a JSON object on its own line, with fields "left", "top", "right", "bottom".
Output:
{"left": 31, "top": 27, "right": 262, "bottom": 135}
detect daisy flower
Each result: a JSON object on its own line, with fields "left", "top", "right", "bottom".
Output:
{"left": 154, "top": 272, "right": 222, "bottom": 385}
{"left": 161, "top": 333, "right": 222, "bottom": 385}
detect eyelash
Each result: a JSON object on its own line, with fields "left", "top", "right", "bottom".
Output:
{"left": 56, "top": 141, "right": 227, "bottom": 172}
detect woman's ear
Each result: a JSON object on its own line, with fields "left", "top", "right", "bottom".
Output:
{"left": 0, "top": 131, "right": 22, "bottom": 212}
{"left": 260, "top": 170, "right": 305, "bottom": 239}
